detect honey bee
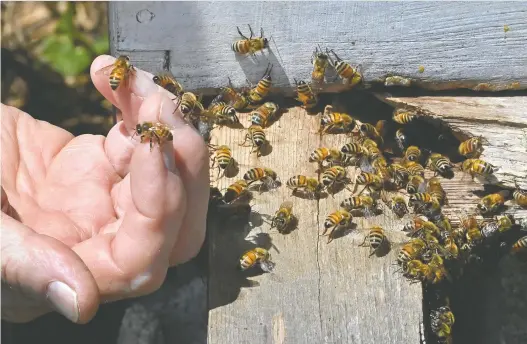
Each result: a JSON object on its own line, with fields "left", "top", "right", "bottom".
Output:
{"left": 431, "top": 305, "right": 455, "bottom": 343}
{"left": 240, "top": 125, "right": 267, "bottom": 157}
{"left": 404, "top": 217, "right": 441, "bottom": 238}
{"left": 309, "top": 147, "right": 331, "bottom": 165}
{"left": 385, "top": 76, "right": 412, "bottom": 87}
{"left": 294, "top": 79, "right": 318, "bottom": 109}
{"left": 461, "top": 159, "right": 499, "bottom": 180}
{"left": 395, "top": 128, "right": 408, "bottom": 151}
{"left": 442, "top": 233, "right": 459, "bottom": 259}
{"left": 513, "top": 181, "right": 527, "bottom": 208}
{"left": 359, "top": 123, "right": 384, "bottom": 146}
{"left": 393, "top": 108, "right": 418, "bottom": 124}
{"left": 243, "top": 167, "right": 279, "bottom": 191}
{"left": 270, "top": 201, "right": 294, "bottom": 233}
{"left": 511, "top": 236, "right": 527, "bottom": 254}
{"left": 389, "top": 163, "right": 410, "bottom": 188}
{"left": 220, "top": 78, "right": 249, "bottom": 111}
{"left": 397, "top": 238, "right": 427, "bottom": 267}
{"left": 458, "top": 136, "right": 484, "bottom": 158}
{"left": 409, "top": 193, "right": 441, "bottom": 216}
{"left": 480, "top": 215, "right": 513, "bottom": 239}
{"left": 207, "top": 101, "right": 239, "bottom": 126}
{"left": 403, "top": 146, "right": 421, "bottom": 162}
{"left": 250, "top": 102, "right": 279, "bottom": 128}
{"left": 247, "top": 63, "right": 273, "bottom": 106}
{"left": 359, "top": 226, "right": 387, "bottom": 256}
{"left": 224, "top": 179, "right": 249, "bottom": 204}
{"left": 327, "top": 149, "right": 358, "bottom": 167}
{"left": 477, "top": 191, "right": 508, "bottom": 215}
{"left": 427, "top": 177, "right": 448, "bottom": 206}
{"left": 387, "top": 194, "right": 409, "bottom": 218}
{"left": 428, "top": 153, "right": 454, "bottom": 177}
{"left": 286, "top": 175, "right": 321, "bottom": 199}
{"left": 96, "top": 55, "right": 136, "bottom": 91}
{"left": 341, "top": 142, "right": 365, "bottom": 156}
{"left": 404, "top": 161, "right": 425, "bottom": 177}
{"left": 133, "top": 121, "right": 173, "bottom": 151}
{"left": 320, "top": 105, "right": 356, "bottom": 134}
{"left": 322, "top": 209, "right": 353, "bottom": 243}
{"left": 153, "top": 72, "right": 184, "bottom": 97}
{"left": 326, "top": 48, "right": 362, "bottom": 87}
{"left": 210, "top": 145, "right": 234, "bottom": 179}
{"left": 231, "top": 25, "right": 269, "bottom": 56}
{"left": 355, "top": 171, "right": 383, "bottom": 195}
{"left": 239, "top": 247, "right": 275, "bottom": 272}
{"left": 180, "top": 92, "right": 205, "bottom": 120}
{"left": 340, "top": 195, "right": 377, "bottom": 217}
{"left": 321, "top": 166, "right": 348, "bottom": 193}
{"left": 311, "top": 45, "right": 329, "bottom": 85}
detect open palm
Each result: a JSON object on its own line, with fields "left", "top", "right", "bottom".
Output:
{"left": 1, "top": 55, "right": 209, "bottom": 324}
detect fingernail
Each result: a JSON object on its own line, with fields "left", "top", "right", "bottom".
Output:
{"left": 132, "top": 70, "right": 159, "bottom": 98}
{"left": 46, "top": 281, "right": 80, "bottom": 323}
{"left": 159, "top": 94, "right": 186, "bottom": 128}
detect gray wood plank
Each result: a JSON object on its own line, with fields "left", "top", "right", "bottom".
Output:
{"left": 110, "top": 2, "right": 527, "bottom": 94}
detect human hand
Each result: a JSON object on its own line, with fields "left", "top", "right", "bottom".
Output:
{"left": 1, "top": 55, "right": 210, "bottom": 324}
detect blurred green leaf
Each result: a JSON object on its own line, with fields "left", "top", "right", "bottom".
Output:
{"left": 40, "top": 35, "right": 92, "bottom": 77}
{"left": 56, "top": 2, "right": 75, "bottom": 39}
{"left": 93, "top": 34, "right": 110, "bottom": 55}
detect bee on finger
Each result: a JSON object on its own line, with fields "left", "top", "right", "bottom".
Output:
{"left": 513, "top": 181, "right": 527, "bottom": 208}
{"left": 286, "top": 175, "right": 321, "bottom": 199}
{"left": 250, "top": 102, "right": 279, "bottom": 128}
{"left": 247, "top": 63, "right": 273, "bottom": 107}
{"left": 320, "top": 105, "right": 356, "bottom": 134}
{"left": 311, "top": 45, "right": 329, "bottom": 85}
{"left": 428, "top": 153, "right": 454, "bottom": 178}
{"left": 210, "top": 145, "right": 234, "bottom": 179}
{"left": 243, "top": 167, "right": 279, "bottom": 191}
{"left": 270, "top": 201, "right": 294, "bottom": 233}
{"left": 477, "top": 191, "right": 509, "bottom": 215}
{"left": 180, "top": 92, "right": 205, "bottom": 120}
{"left": 232, "top": 25, "right": 269, "bottom": 56}
{"left": 393, "top": 108, "right": 418, "bottom": 125}
{"left": 294, "top": 79, "right": 318, "bottom": 110}
{"left": 458, "top": 136, "right": 484, "bottom": 158}
{"left": 240, "top": 247, "right": 275, "bottom": 272}
{"left": 340, "top": 195, "right": 377, "bottom": 218}
{"left": 239, "top": 125, "right": 267, "bottom": 157}
{"left": 326, "top": 48, "right": 362, "bottom": 87}
{"left": 322, "top": 209, "right": 353, "bottom": 243}
{"left": 406, "top": 175, "right": 426, "bottom": 194}
{"left": 223, "top": 179, "right": 249, "bottom": 204}
{"left": 96, "top": 55, "right": 136, "bottom": 91}
{"left": 359, "top": 226, "right": 387, "bottom": 256}
{"left": 461, "top": 158, "right": 499, "bottom": 180}
{"left": 133, "top": 121, "right": 174, "bottom": 151}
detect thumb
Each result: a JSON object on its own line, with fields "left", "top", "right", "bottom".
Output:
{"left": 1, "top": 211, "right": 100, "bottom": 324}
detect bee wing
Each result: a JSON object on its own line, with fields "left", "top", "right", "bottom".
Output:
{"left": 279, "top": 200, "right": 294, "bottom": 211}
{"left": 94, "top": 63, "right": 116, "bottom": 76}
{"left": 259, "top": 260, "right": 276, "bottom": 273}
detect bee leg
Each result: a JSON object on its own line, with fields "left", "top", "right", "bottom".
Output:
{"left": 236, "top": 26, "right": 248, "bottom": 39}
{"left": 248, "top": 24, "right": 254, "bottom": 39}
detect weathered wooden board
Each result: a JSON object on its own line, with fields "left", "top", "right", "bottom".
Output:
{"left": 207, "top": 106, "right": 423, "bottom": 344}
{"left": 110, "top": 2, "right": 527, "bottom": 94}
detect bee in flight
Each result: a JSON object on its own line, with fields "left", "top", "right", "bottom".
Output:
{"left": 326, "top": 48, "right": 362, "bottom": 87}
{"left": 210, "top": 145, "right": 234, "bottom": 179}
{"left": 239, "top": 125, "right": 267, "bottom": 157}
{"left": 359, "top": 226, "right": 387, "bottom": 257}
{"left": 270, "top": 201, "right": 294, "bottom": 233}
{"left": 231, "top": 25, "right": 269, "bottom": 56}
{"left": 311, "top": 45, "right": 329, "bottom": 85}
{"left": 133, "top": 121, "right": 173, "bottom": 151}
{"left": 239, "top": 247, "right": 275, "bottom": 272}
{"left": 286, "top": 175, "right": 321, "bottom": 199}
{"left": 294, "top": 79, "right": 318, "bottom": 110}
{"left": 247, "top": 63, "right": 273, "bottom": 107}
{"left": 96, "top": 55, "right": 136, "bottom": 91}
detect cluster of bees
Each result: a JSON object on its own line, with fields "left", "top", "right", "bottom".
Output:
{"left": 97, "top": 26, "right": 527, "bottom": 343}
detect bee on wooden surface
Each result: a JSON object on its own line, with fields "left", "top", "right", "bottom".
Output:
{"left": 359, "top": 123, "right": 384, "bottom": 147}
{"left": 320, "top": 105, "right": 356, "bottom": 134}
{"left": 210, "top": 145, "right": 234, "bottom": 179}
{"left": 153, "top": 72, "right": 184, "bottom": 97}
{"left": 460, "top": 216, "right": 483, "bottom": 248}
{"left": 477, "top": 191, "right": 508, "bottom": 215}
{"left": 403, "top": 259, "right": 429, "bottom": 282}
{"left": 428, "top": 153, "right": 454, "bottom": 178}
{"left": 403, "top": 161, "right": 425, "bottom": 177}
{"left": 395, "top": 128, "right": 409, "bottom": 152}
{"left": 96, "top": 55, "right": 136, "bottom": 91}
{"left": 220, "top": 78, "right": 250, "bottom": 111}
{"left": 461, "top": 158, "right": 499, "bottom": 180}
{"left": 327, "top": 149, "right": 358, "bottom": 167}
{"left": 311, "top": 45, "right": 329, "bottom": 85}
{"left": 321, "top": 166, "right": 348, "bottom": 192}
{"left": 442, "top": 233, "right": 459, "bottom": 260}
{"left": 513, "top": 181, "right": 527, "bottom": 208}
{"left": 431, "top": 306, "right": 455, "bottom": 343}
{"left": 294, "top": 79, "right": 318, "bottom": 110}
{"left": 426, "top": 254, "right": 449, "bottom": 284}
{"left": 387, "top": 194, "right": 409, "bottom": 218}
{"left": 231, "top": 25, "right": 269, "bottom": 56}
{"left": 511, "top": 236, "right": 527, "bottom": 255}
{"left": 340, "top": 195, "right": 377, "bottom": 217}
{"left": 250, "top": 102, "right": 279, "bottom": 128}
{"left": 359, "top": 226, "right": 387, "bottom": 256}
{"left": 389, "top": 163, "right": 410, "bottom": 188}
{"left": 309, "top": 147, "right": 331, "bottom": 165}
{"left": 326, "top": 48, "right": 362, "bottom": 87}
{"left": 133, "top": 121, "right": 174, "bottom": 151}
{"left": 404, "top": 217, "right": 441, "bottom": 238}
{"left": 208, "top": 101, "right": 239, "bottom": 126}
{"left": 403, "top": 146, "right": 421, "bottom": 163}
{"left": 223, "top": 179, "right": 249, "bottom": 204}
{"left": 247, "top": 63, "right": 273, "bottom": 106}
{"left": 427, "top": 177, "right": 448, "bottom": 206}
{"left": 480, "top": 215, "right": 513, "bottom": 240}
{"left": 355, "top": 171, "right": 383, "bottom": 195}
{"left": 393, "top": 108, "right": 418, "bottom": 125}
{"left": 341, "top": 142, "right": 365, "bottom": 156}
{"left": 458, "top": 136, "right": 484, "bottom": 159}
{"left": 270, "top": 201, "right": 294, "bottom": 233}
{"left": 286, "top": 175, "right": 321, "bottom": 199}
{"left": 397, "top": 238, "right": 427, "bottom": 267}
{"left": 180, "top": 92, "right": 205, "bottom": 120}
{"left": 243, "top": 167, "right": 279, "bottom": 191}
{"left": 239, "top": 247, "right": 275, "bottom": 272}
{"left": 322, "top": 209, "right": 353, "bottom": 243}
{"left": 240, "top": 125, "right": 267, "bottom": 157}
{"left": 409, "top": 193, "right": 441, "bottom": 215}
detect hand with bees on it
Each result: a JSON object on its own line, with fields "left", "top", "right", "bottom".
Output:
{"left": 0, "top": 55, "right": 210, "bottom": 325}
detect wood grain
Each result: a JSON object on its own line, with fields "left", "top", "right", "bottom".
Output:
{"left": 110, "top": 2, "right": 527, "bottom": 94}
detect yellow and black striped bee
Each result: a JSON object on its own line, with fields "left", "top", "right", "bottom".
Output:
{"left": 428, "top": 153, "right": 454, "bottom": 177}
{"left": 395, "top": 128, "right": 409, "bottom": 152}
{"left": 393, "top": 108, "right": 418, "bottom": 125}
{"left": 220, "top": 78, "right": 249, "bottom": 111}
{"left": 359, "top": 226, "right": 387, "bottom": 256}
{"left": 341, "top": 142, "right": 365, "bottom": 156}
{"left": 240, "top": 125, "right": 267, "bottom": 157}
{"left": 442, "top": 232, "right": 459, "bottom": 260}
{"left": 250, "top": 102, "right": 279, "bottom": 128}
{"left": 327, "top": 149, "right": 358, "bottom": 167}
{"left": 404, "top": 161, "right": 425, "bottom": 177}
{"left": 240, "top": 247, "right": 275, "bottom": 272}
{"left": 427, "top": 177, "right": 448, "bottom": 206}
{"left": 340, "top": 195, "right": 377, "bottom": 217}
{"left": 403, "top": 217, "right": 441, "bottom": 238}
{"left": 513, "top": 181, "right": 527, "bottom": 208}
{"left": 210, "top": 145, "right": 234, "bottom": 179}
{"left": 404, "top": 146, "right": 421, "bottom": 163}
{"left": 359, "top": 123, "right": 384, "bottom": 147}
{"left": 180, "top": 92, "right": 205, "bottom": 120}
{"left": 286, "top": 175, "right": 321, "bottom": 199}
{"left": 389, "top": 163, "right": 410, "bottom": 188}
{"left": 322, "top": 209, "right": 353, "bottom": 243}
{"left": 354, "top": 171, "right": 383, "bottom": 195}
{"left": 406, "top": 175, "right": 426, "bottom": 194}
{"left": 477, "top": 191, "right": 508, "bottom": 215}
{"left": 461, "top": 158, "right": 499, "bottom": 180}
{"left": 247, "top": 63, "right": 273, "bottom": 106}
{"left": 309, "top": 147, "right": 331, "bottom": 165}
{"left": 320, "top": 165, "right": 348, "bottom": 192}
{"left": 224, "top": 179, "right": 249, "bottom": 204}
{"left": 311, "top": 45, "right": 329, "bottom": 85}
{"left": 320, "top": 105, "right": 356, "bottom": 134}
{"left": 153, "top": 72, "right": 184, "bottom": 97}
{"left": 458, "top": 136, "right": 484, "bottom": 159}
{"left": 270, "top": 201, "right": 294, "bottom": 233}
{"left": 480, "top": 215, "right": 513, "bottom": 240}
{"left": 326, "top": 48, "right": 362, "bottom": 87}
{"left": 133, "top": 121, "right": 173, "bottom": 151}
{"left": 231, "top": 25, "right": 269, "bottom": 56}
{"left": 397, "top": 238, "right": 426, "bottom": 268}
{"left": 409, "top": 192, "right": 441, "bottom": 216}
{"left": 207, "top": 101, "right": 239, "bottom": 126}
{"left": 243, "top": 167, "right": 279, "bottom": 191}
{"left": 294, "top": 79, "right": 318, "bottom": 110}
{"left": 387, "top": 194, "right": 409, "bottom": 218}
{"left": 511, "top": 236, "right": 527, "bottom": 255}
{"left": 431, "top": 305, "right": 455, "bottom": 344}
{"left": 96, "top": 55, "right": 136, "bottom": 91}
